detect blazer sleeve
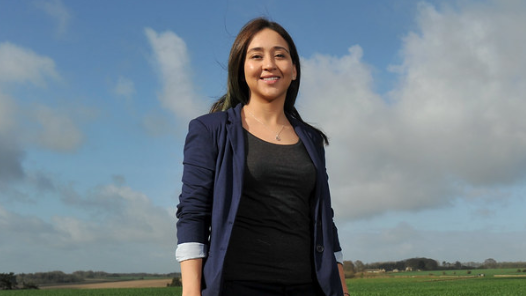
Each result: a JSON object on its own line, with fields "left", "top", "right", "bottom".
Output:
{"left": 176, "top": 118, "right": 217, "bottom": 247}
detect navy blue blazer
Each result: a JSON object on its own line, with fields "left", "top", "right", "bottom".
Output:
{"left": 176, "top": 104, "right": 343, "bottom": 296}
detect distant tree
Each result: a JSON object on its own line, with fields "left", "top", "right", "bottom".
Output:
{"left": 395, "top": 261, "right": 406, "bottom": 270}
{"left": 167, "top": 277, "right": 182, "bottom": 287}
{"left": 0, "top": 273, "right": 18, "bottom": 290}
{"left": 22, "top": 282, "right": 39, "bottom": 290}
{"left": 484, "top": 258, "right": 498, "bottom": 269}
{"left": 379, "top": 261, "right": 397, "bottom": 271}
{"left": 354, "top": 260, "right": 365, "bottom": 272}
{"left": 405, "top": 258, "right": 438, "bottom": 271}
{"left": 343, "top": 261, "right": 356, "bottom": 278}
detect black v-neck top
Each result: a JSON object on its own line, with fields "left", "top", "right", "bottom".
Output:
{"left": 222, "top": 130, "right": 316, "bottom": 284}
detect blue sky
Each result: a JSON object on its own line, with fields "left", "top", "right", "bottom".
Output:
{"left": 1, "top": 0, "right": 525, "bottom": 274}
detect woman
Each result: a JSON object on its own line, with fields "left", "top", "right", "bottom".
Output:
{"left": 176, "top": 17, "right": 349, "bottom": 296}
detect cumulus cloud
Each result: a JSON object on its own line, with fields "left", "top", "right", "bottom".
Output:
{"left": 0, "top": 92, "right": 16, "bottom": 135}
{"left": 142, "top": 111, "right": 173, "bottom": 137}
{"left": 0, "top": 41, "right": 86, "bottom": 202}
{"left": 0, "top": 135, "right": 25, "bottom": 190}
{"left": 0, "top": 180, "right": 175, "bottom": 273}
{"left": 31, "top": 104, "right": 83, "bottom": 151}
{"left": 145, "top": 28, "right": 206, "bottom": 123}
{"left": 0, "top": 42, "right": 59, "bottom": 85}
{"left": 34, "top": 0, "right": 72, "bottom": 36}
{"left": 345, "top": 222, "right": 526, "bottom": 263}
{"left": 113, "top": 76, "right": 136, "bottom": 99}
{"left": 300, "top": 0, "right": 526, "bottom": 220}
{"left": 56, "top": 181, "right": 174, "bottom": 245}
{"left": 0, "top": 41, "right": 84, "bottom": 153}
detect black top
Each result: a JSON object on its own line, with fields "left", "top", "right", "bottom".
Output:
{"left": 222, "top": 130, "right": 316, "bottom": 284}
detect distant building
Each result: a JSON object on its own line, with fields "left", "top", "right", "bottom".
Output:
{"left": 366, "top": 269, "right": 386, "bottom": 274}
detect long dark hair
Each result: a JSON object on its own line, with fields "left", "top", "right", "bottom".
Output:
{"left": 210, "top": 17, "right": 328, "bottom": 145}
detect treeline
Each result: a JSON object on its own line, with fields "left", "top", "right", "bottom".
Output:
{"left": 342, "top": 257, "right": 438, "bottom": 277}
{"left": 342, "top": 258, "right": 526, "bottom": 278}
{"left": 12, "top": 271, "right": 179, "bottom": 287}
{"left": 365, "top": 257, "right": 439, "bottom": 271}
{"left": 1, "top": 272, "right": 39, "bottom": 290}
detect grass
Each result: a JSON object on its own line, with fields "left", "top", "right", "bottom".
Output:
{"left": 1, "top": 287, "right": 181, "bottom": 296}
{"left": 4, "top": 270, "right": 525, "bottom": 296}
{"left": 347, "top": 276, "right": 525, "bottom": 296}
{"left": 347, "top": 269, "right": 526, "bottom": 296}
{"left": 390, "top": 268, "right": 525, "bottom": 277}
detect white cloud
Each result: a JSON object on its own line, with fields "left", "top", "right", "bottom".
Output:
{"left": 300, "top": 0, "right": 526, "bottom": 220}
{"left": 32, "top": 104, "right": 83, "bottom": 151}
{"left": 113, "top": 76, "right": 136, "bottom": 98}
{"left": 34, "top": 0, "right": 72, "bottom": 36}
{"left": 0, "top": 41, "right": 85, "bottom": 163}
{"left": 343, "top": 222, "right": 526, "bottom": 263}
{"left": 142, "top": 112, "right": 173, "bottom": 137}
{"left": 145, "top": 28, "right": 206, "bottom": 123}
{"left": 0, "top": 135, "right": 25, "bottom": 189}
{"left": 57, "top": 182, "right": 174, "bottom": 245}
{"left": 0, "top": 91, "right": 16, "bottom": 135}
{"left": 0, "top": 42, "right": 59, "bottom": 85}
{"left": 0, "top": 180, "right": 176, "bottom": 273}
{"left": 0, "top": 89, "right": 23, "bottom": 191}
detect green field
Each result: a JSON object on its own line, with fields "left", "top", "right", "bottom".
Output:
{"left": 3, "top": 269, "right": 525, "bottom": 296}
{"left": 389, "top": 268, "right": 524, "bottom": 277}
{"left": 1, "top": 287, "right": 181, "bottom": 296}
{"left": 347, "top": 276, "right": 525, "bottom": 296}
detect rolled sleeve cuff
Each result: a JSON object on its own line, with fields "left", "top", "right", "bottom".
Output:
{"left": 175, "top": 242, "right": 208, "bottom": 262}
{"left": 334, "top": 250, "right": 344, "bottom": 265}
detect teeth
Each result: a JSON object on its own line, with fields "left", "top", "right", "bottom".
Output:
{"left": 262, "top": 77, "right": 279, "bottom": 81}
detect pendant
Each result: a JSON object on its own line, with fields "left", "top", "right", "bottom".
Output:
{"left": 275, "top": 135, "right": 281, "bottom": 141}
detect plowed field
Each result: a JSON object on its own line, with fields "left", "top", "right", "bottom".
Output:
{"left": 42, "top": 278, "right": 171, "bottom": 289}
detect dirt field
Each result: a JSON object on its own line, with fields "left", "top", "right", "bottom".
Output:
{"left": 42, "top": 278, "right": 172, "bottom": 289}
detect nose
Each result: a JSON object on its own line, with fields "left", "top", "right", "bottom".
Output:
{"left": 263, "top": 55, "right": 276, "bottom": 70}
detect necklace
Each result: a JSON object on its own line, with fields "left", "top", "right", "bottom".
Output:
{"left": 244, "top": 107, "right": 286, "bottom": 141}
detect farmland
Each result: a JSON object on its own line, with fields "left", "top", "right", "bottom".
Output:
{"left": 347, "top": 275, "right": 525, "bottom": 296}
{"left": 2, "top": 287, "right": 181, "bottom": 296}
{"left": 2, "top": 269, "right": 525, "bottom": 295}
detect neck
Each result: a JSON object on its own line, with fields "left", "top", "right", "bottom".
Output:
{"left": 244, "top": 100, "right": 286, "bottom": 125}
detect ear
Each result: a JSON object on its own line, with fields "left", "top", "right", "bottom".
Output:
{"left": 292, "top": 64, "right": 297, "bottom": 80}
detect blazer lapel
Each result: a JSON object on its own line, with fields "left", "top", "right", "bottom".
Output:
{"left": 292, "top": 119, "right": 323, "bottom": 171}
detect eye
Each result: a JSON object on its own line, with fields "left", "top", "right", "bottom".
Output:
{"left": 249, "top": 54, "right": 263, "bottom": 59}
{"left": 275, "top": 51, "right": 288, "bottom": 57}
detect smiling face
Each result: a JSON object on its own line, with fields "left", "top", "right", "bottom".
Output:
{"left": 244, "top": 28, "right": 297, "bottom": 104}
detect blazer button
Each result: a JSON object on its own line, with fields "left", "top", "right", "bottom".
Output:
{"left": 316, "top": 245, "right": 324, "bottom": 253}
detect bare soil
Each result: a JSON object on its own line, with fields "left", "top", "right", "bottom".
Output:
{"left": 42, "top": 278, "right": 172, "bottom": 289}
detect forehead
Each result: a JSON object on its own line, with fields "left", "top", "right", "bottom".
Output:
{"left": 247, "top": 28, "right": 290, "bottom": 51}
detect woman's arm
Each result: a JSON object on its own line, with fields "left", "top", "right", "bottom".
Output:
{"left": 177, "top": 118, "right": 218, "bottom": 295}
{"left": 181, "top": 259, "right": 203, "bottom": 296}
{"left": 338, "top": 263, "right": 350, "bottom": 296}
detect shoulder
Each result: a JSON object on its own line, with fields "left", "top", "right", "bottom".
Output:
{"left": 183, "top": 112, "right": 230, "bottom": 164}
{"left": 190, "top": 104, "right": 241, "bottom": 130}
{"left": 291, "top": 117, "right": 324, "bottom": 147}
{"left": 191, "top": 111, "right": 229, "bottom": 129}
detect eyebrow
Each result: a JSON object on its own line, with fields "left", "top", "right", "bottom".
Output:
{"left": 247, "top": 46, "right": 290, "bottom": 54}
